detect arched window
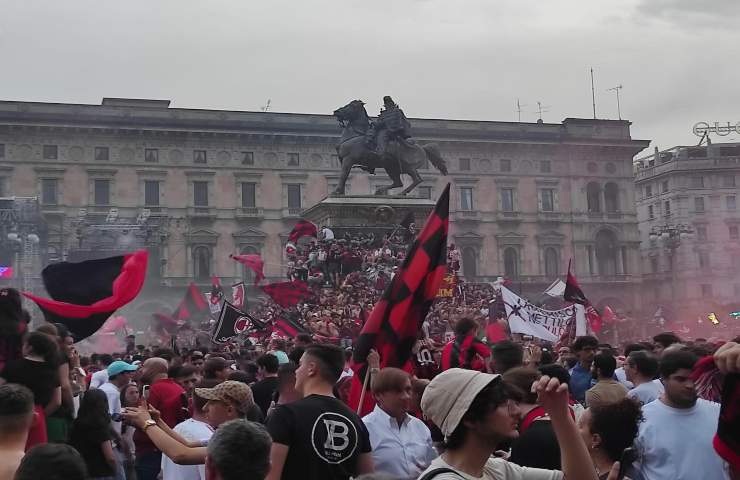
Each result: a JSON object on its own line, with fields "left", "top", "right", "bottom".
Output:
{"left": 504, "top": 247, "right": 519, "bottom": 279}
{"left": 587, "top": 182, "right": 601, "bottom": 213}
{"left": 544, "top": 247, "right": 559, "bottom": 278}
{"left": 240, "top": 245, "right": 259, "bottom": 283}
{"left": 193, "top": 246, "right": 211, "bottom": 281}
{"left": 604, "top": 182, "right": 619, "bottom": 213}
{"left": 595, "top": 230, "right": 618, "bottom": 276}
{"left": 462, "top": 247, "right": 477, "bottom": 278}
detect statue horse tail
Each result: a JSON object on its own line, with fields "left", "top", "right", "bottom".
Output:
{"left": 422, "top": 143, "right": 448, "bottom": 176}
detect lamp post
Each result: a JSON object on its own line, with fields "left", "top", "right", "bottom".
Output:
{"left": 648, "top": 224, "right": 694, "bottom": 326}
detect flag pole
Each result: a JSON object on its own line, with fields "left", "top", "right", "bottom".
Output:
{"left": 356, "top": 369, "right": 371, "bottom": 415}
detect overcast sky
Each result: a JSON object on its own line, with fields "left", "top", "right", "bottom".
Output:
{"left": 1, "top": 0, "right": 739, "bottom": 153}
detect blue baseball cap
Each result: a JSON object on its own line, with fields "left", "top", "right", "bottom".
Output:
{"left": 107, "top": 360, "right": 138, "bottom": 377}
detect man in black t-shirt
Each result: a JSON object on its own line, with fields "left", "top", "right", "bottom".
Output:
{"left": 266, "top": 344, "right": 373, "bottom": 480}
{"left": 252, "top": 354, "right": 280, "bottom": 417}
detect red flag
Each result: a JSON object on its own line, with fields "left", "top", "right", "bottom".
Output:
{"left": 261, "top": 280, "right": 312, "bottom": 308}
{"left": 563, "top": 260, "right": 602, "bottom": 334}
{"left": 24, "top": 250, "right": 148, "bottom": 341}
{"left": 231, "top": 282, "right": 246, "bottom": 310}
{"left": 230, "top": 254, "right": 265, "bottom": 285}
{"left": 174, "top": 283, "right": 210, "bottom": 322}
{"left": 288, "top": 219, "right": 318, "bottom": 243}
{"left": 349, "top": 184, "right": 450, "bottom": 415}
{"left": 602, "top": 305, "right": 616, "bottom": 325}
{"left": 274, "top": 317, "right": 309, "bottom": 338}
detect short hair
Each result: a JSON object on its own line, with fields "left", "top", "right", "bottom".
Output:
{"left": 304, "top": 344, "right": 344, "bottom": 384}
{"left": 153, "top": 348, "right": 175, "bottom": 362}
{"left": 588, "top": 398, "right": 643, "bottom": 462}
{"left": 627, "top": 351, "right": 659, "bottom": 378}
{"left": 35, "top": 322, "right": 59, "bottom": 338}
{"left": 371, "top": 367, "right": 411, "bottom": 395}
{"left": 277, "top": 362, "right": 298, "bottom": 389}
{"left": 207, "top": 420, "right": 271, "bottom": 480}
{"left": 204, "top": 357, "right": 230, "bottom": 378}
{"left": 227, "top": 371, "right": 252, "bottom": 385}
{"left": 492, "top": 341, "right": 523, "bottom": 373}
{"left": 296, "top": 333, "right": 313, "bottom": 345}
{"left": 454, "top": 317, "right": 478, "bottom": 336}
{"left": 445, "top": 379, "right": 515, "bottom": 450}
{"left": 97, "top": 354, "right": 114, "bottom": 366}
{"left": 271, "top": 338, "right": 287, "bottom": 351}
{"left": 659, "top": 350, "right": 698, "bottom": 379}
{"left": 538, "top": 363, "right": 571, "bottom": 386}
{"left": 623, "top": 343, "right": 647, "bottom": 357}
{"left": 25, "top": 331, "right": 59, "bottom": 364}
{"left": 0, "top": 384, "right": 34, "bottom": 433}
{"left": 653, "top": 332, "right": 682, "bottom": 349}
{"left": 572, "top": 335, "right": 599, "bottom": 352}
{"left": 593, "top": 353, "right": 617, "bottom": 378}
{"left": 193, "top": 379, "right": 221, "bottom": 412}
{"left": 503, "top": 367, "right": 540, "bottom": 404}
{"left": 288, "top": 346, "right": 305, "bottom": 365}
{"left": 256, "top": 354, "right": 280, "bottom": 374}
{"left": 172, "top": 365, "right": 197, "bottom": 379}
{"left": 15, "top": 444, "right": 88, "bottom": 480}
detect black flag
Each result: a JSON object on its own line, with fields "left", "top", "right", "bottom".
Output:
{"left": 212, "top": 301, "right": 265, "bottom": 344}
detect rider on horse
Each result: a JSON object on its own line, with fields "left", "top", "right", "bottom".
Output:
{"left": 368, "top": 96, "right": 412, "bottom": 156}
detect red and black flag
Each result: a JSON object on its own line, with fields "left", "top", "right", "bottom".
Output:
{"left": 288, "top": 219, "right": 318, "bottom": 243}
{"left": 174, "top": 283, "right": 210, "bottom": 323}
{"left": 24, "top": 250, "right": 148, "bottom": 341}
{"left": 274, "top": 316, "right": 309, "bottom": 338}
{"left": 151, "top": 312, "right": 179, "bottom": 334}
{"left": 231, "top": 282, "right": 247, "bottom": 310}
{"left": 230, "top": 254, "right": 265, "bottom": 285}
{"left": 349, "top": 184, "right": 450, "bottom": 414}
{"left": 261, "top": 280, "right": 312, "bottom": 308}
{"left": 563, "top": 260, "right": 602, "bottom": 334}
{"left": 209, "top": 277, "right": 224, "bottom": 315}
{"left": 212, "top": 301, "right": 266, "bottom": 344}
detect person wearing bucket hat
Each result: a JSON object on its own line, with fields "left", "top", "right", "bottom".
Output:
{"left": 418, "top": 368, "right": 607, "bottom": 480}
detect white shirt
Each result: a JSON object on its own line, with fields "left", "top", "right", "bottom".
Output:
{"left": 615, "top": 367, "right": 634, "bottom": 389}
{"left": 635, "top": 398, "right": 728, "bottom": 480}
{"left": 322, "top": 227, "right": 335, "bottom": 240}
{"left": 89, "top": 369, "right": 109, "bottom": 389}
{"left": 99, "top": 381, "right": 122, "bottom": 435}
{"left": 362, "top": 405, "right": 436, "bottom": 479}
{"left": 419, "top": 456, "right": 563, "bottom": 480}
{"left": 161, "top": 418, "right": 214, "bottom": 480}
{"left": 627, "top": 380, "right": 663, "bottom": 406}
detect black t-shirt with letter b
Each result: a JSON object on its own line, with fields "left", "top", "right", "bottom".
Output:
{"left": 267, "top": 394, "right": 371, "bottom": 480}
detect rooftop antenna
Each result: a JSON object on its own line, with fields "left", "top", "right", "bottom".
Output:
{"left": 516, "top": 98, "right": 527, "bottom": 122}
{"left": 261, "top": 99, "right": 271, "bottom": 112}
{"left": 590, "top": 68, "right": 597, "bottom": 119}
{"left": 606, "top": 84, "right": 623, "bottom": 120}
{"left": 536, "top": 101, "right": 550, "bottom": 122}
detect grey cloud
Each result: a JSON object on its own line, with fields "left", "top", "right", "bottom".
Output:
{"left": 635, "top": 0, "right": 740, "bottom": 26}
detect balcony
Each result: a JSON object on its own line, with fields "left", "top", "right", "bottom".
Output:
{"left": 455, "top": 210, "right": 480, "bottom": 221}
{"left": 187, "top": 206, "right": 216, "bottom": 219}
{"left": 537, "top": 212, "right": 564, "bottom": 223}
{"left": 283, "top": 207, "right": 303, "bottom": 217}
{"left": 496, "top": 211, "right": 521, "bottom": 223}
{"left": 235, "top": 207, "right": 264, "bottom": 219}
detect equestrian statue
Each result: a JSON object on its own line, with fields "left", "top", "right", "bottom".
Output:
{"left": 332, "top": 96, "right": 448, "bottom": 196}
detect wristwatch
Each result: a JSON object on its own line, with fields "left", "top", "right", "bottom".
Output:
{"left": 142, "top": 419, "right": 157, "bottom": 432}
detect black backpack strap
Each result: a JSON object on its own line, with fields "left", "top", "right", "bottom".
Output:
{"left": 418, "top": 467, "right": 464, "bottom": 480}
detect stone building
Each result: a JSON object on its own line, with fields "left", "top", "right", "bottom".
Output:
{"left": 635, "top": 142, "right": 740, "bottom": 321}
{"left": 0, "top": 98, "right": 648, "bottom": 317}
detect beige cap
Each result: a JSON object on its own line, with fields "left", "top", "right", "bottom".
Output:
{"left": 195, "top": 381, "right": 254, "bottom": 412}
{"left": 420, "top": 368, "right": 500, "bottom": 438}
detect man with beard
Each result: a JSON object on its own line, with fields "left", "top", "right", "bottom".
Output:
{"left": 635, "top": 349, "right": 728, "bottom": 480}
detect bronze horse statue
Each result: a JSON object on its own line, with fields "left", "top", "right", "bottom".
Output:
{"left": 332, "top": 100, "right": 448, "bottom": 196}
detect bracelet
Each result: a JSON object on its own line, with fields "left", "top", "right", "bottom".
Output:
{"left": 369, "top": 367, "right": 380, "bottom": 374}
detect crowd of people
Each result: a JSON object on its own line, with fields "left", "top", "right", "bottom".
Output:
{"left": 1, "top": 280, "right": 739, "bottom": 480}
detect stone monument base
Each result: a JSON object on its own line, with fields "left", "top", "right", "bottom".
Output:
{"left": 302, "top": 195, "right": 435, "bottom": 229}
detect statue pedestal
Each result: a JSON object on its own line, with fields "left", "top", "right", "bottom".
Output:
{"left": 302, "top": 195, "right": 435, "bottom": 229}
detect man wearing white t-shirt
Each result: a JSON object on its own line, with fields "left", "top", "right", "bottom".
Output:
{"left": 624, "top": 351, "right": 663, "bottom": 406}
{"left": 161, "top": 382, "right": 214, "bottom": 480}
{"left": 635, "top": 350, "right": 729, "bottom": 480}
{"left": 99, "top": 361, "right": 138, "bottom": 435}
{"left": 89, "top": 354, "right": 114, "bottom": 389}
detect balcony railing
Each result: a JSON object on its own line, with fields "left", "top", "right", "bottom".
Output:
{"left": 187, "top": 206, "right": 216, "bottom": 218}
{"left": 236, "top": 207, "right": 264, "bottom": 218}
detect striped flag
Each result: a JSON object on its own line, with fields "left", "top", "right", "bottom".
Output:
{"left": 274, "top": 317, "right": 309, "bottom": 338}
{"left": 174, "top": 283, "right": 210, "bottom": 323}
{"left": 349, "top": 184, "right": 450, "bottom": 414}
{"left": 261, "top": 280, "right": 312, "bottom": 308}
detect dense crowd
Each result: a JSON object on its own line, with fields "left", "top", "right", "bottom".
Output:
{"left": 1, "top": 281, "right": 739, "bottom": 480}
